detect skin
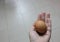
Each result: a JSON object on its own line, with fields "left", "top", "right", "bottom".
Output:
{"left": 29, "top": 13, "right": 52, "bottom": 42}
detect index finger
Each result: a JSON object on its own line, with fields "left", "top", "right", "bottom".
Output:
{"left": 38, "top": 12, "right": 46, "bottom": 22}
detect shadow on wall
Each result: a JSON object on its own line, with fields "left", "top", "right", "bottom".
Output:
{"left": 0, "top": 0, "right": 17, "bottom": 9}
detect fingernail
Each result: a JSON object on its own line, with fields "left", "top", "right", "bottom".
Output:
{"left": 47, "top": 13, "right": 50, "bottom": 18}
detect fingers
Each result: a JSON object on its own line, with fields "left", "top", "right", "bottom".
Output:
{"left": 38, "top": 13, "right": 52, "bottom": 33}
{"left": 45, "top": 13, "right": 52, "bottom": 36}
{"left": 45, "top": 13, "right": 52, "bottom": 32}
{"left": 47, "top": 13, "right": 50, "bottom": 18}
{"left": 44, "top": 14, "right": 51, "bottom": 39}
{"left": 38, "top": 13, "right": 46, "bottom": 22}
{"left": 29, "top": 13, "right": 52, "bottom": 39}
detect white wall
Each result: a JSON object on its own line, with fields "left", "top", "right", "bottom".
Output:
{"left": 0, "top": 0, "right": 60, "bottom": 42}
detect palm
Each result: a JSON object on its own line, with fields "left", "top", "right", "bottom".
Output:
{"left": 29, "top": 13, "right": 51, "bottom": 42}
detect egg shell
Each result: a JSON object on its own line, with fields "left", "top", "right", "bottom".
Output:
{"left": 34, "top": 20, "right": 47, "bottom": 34}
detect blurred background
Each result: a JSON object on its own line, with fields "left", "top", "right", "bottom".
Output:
{"left": 0, "top": 0, "right": 60, "bottom": 42}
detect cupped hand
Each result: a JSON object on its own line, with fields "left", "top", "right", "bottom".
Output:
{"left": 29, "top": 13, "right": 52, "bottom": 42}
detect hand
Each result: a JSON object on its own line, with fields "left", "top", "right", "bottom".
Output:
{"left": 29, "top": 13, "right": 52, "bottom": 42}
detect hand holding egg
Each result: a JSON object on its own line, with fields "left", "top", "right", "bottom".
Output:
{"left": 34, "top": 20, "right": 47, "bottom": 35}
{"left": 34, "top": 13, "right": 49, "bottom": 35}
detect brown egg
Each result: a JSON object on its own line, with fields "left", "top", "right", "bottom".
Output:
{"left": 34, "top": 20, "right": 47, "bottom": 34}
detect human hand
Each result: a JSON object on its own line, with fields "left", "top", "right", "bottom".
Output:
{"left": 29, "top": 13, "right": 52, "bottom": 42}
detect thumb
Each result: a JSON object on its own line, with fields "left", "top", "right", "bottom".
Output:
{"left": 29, "top": 26, "right": 39, "bottom": 40}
